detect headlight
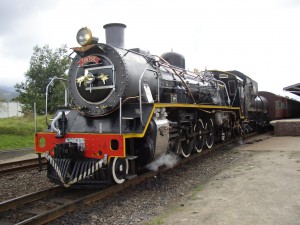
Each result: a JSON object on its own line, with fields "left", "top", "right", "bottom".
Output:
{"left": 76, "top": 27, "right": 98, "bottom": 46}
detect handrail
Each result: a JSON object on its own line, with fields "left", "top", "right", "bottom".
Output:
{"left": 217, "top": 80, "right": 231, "bottom": 106}
{"left": 45, "top": 77, "right": 68, "bottom": 126}
{"left": 119, "top": 97, "right": 122, "bottom": 134}
{"left": 139, "top": 68, "right": 158, "bottom": 126}
{"left": 155, "top": 55, "right": 196, "bottom": 104}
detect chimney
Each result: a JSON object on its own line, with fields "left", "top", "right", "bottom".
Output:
{"left": 103, "top": 23, "right": 126, "bottom": 48}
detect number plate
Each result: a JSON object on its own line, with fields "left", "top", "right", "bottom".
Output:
{"left": 65, "top": 138, "right": 85, "bottom": 150}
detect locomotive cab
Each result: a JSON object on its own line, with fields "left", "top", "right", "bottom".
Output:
{"left": 210, "top": 70, "right": 259, "bottom": 119}
{"left": 210, "top": 70, "right": 244, "bottom": 108}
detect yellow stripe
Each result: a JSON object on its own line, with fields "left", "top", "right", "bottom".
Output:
{"left": 123, "top": 103, "right": 244, "bottom": 139}
{"left": 154, "top": 102, "right": 240, "bottom": 110}
{"left": 154, "top": 103, "right": 244, "bottom": 119}
{"left": 37, "top": 103, "right": 244, "bottom": 140}
{"left": 123, "top": 105, "right": 156, "bottom": 138}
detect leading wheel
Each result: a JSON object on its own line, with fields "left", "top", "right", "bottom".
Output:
{"left": 205, "top": 119, "right": 214, "bottom": 149}
{"left": 110, "top": 157, "right": 129, "bottom": 184}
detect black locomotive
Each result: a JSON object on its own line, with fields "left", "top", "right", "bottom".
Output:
{"left": 35, "top": 23, "right": 277, "bottom": 187}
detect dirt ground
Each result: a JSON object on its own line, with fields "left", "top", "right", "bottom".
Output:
{"left": 153, "top": 134, "right": 300, "bottom": 225}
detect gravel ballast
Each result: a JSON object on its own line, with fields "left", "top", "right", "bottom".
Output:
{"left": 0, "top": 169, "right": 55, "bottom": 201}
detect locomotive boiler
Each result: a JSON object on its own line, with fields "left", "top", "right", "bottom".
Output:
{"left": 35, "top": 23, "right": 262, "bottom": 187}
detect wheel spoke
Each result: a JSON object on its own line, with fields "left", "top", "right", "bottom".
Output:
{"left": 205, "top": 119, "right": 214, "bottom": 149}
{"left": 180, "top": 137, "right": 191, "bottom": 158}
{"left": 194, "top": 118, "right": 204, "bottom": 153}
{"left": 180, "top": 128, "right": 194, "bottom": 158}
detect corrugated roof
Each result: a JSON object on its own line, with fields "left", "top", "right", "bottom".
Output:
{"left": 283, "top": 83, "right": 300, "bottom": 97}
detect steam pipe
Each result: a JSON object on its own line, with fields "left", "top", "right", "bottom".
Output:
{"left": 51, "top": 111, "right": 63, "bottom": 136}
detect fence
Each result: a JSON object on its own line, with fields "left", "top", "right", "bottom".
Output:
{"left": 0, "top": 102, "right": 23, "bottom": 118}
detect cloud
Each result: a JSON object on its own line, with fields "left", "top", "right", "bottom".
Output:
{"left": 0, "top": 0, "right": 61, "bottom": 86}
{"left": 0, "top": 0, "right": 60, "bottom": 59}
{"left": 0, "top": 0, "right": 59, "bottom": 34}
{"left": 281, "top": 0, "right": 300, "bottom": 7}
{"left": 0, "top": 0, "right": 300, "bottom": 96}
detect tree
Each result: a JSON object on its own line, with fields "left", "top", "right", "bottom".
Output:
{"left": 15, "top": 45, "right": 71, "bottom": 114}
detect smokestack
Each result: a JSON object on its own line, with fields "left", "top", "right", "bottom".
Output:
{"left": 103, "top": 23, "right": 126, "bottom": 48}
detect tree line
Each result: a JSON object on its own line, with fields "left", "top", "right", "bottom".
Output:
{"left": 14, "top": 45, "right": 71, "bottom": 115}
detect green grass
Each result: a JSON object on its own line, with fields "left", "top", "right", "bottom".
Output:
{"left": 0, "top": 134, "right": 35, "bottom": 150}
{"left": 0, "top": 115, "right": 47, "bottom": 150}
{"left": 144, "top": 218, "right": 164, "bottom": 225}
{"left": 190, "top": 184, "right": 204, "bottom": 199}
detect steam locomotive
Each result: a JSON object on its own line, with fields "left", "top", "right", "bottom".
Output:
{"left": 35, "top": 23, "right": 274, "bottom": 187}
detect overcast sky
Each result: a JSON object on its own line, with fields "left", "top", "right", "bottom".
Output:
{"left": 0, "top": 0, "right": 299, "bottom": 99}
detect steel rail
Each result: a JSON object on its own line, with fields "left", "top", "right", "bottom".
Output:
{"left": 0, "top": 157, "right": 47, "bottom": 175}
{"left": 0, "top": 186, "right": 62, "bottom": 213}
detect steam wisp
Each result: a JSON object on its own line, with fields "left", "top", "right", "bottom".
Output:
{"left": 146, "top": 152, "right": 179, "bottom": 171}
{"left": 237, "top": 136, "right": 244, "bottom": 145}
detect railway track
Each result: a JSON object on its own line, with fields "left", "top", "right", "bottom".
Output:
{"left": 0, "top": 158, "right": 47, "bottom": 175}
{"left": 0, "top": 132, "right": 262, "bottom": 224}
{"left": 0, "top": 171, "right": 160, "bottom": 224}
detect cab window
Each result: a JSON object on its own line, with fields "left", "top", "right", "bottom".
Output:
{"left": 228, "top": 80, "right": 236, "bottom": 96}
